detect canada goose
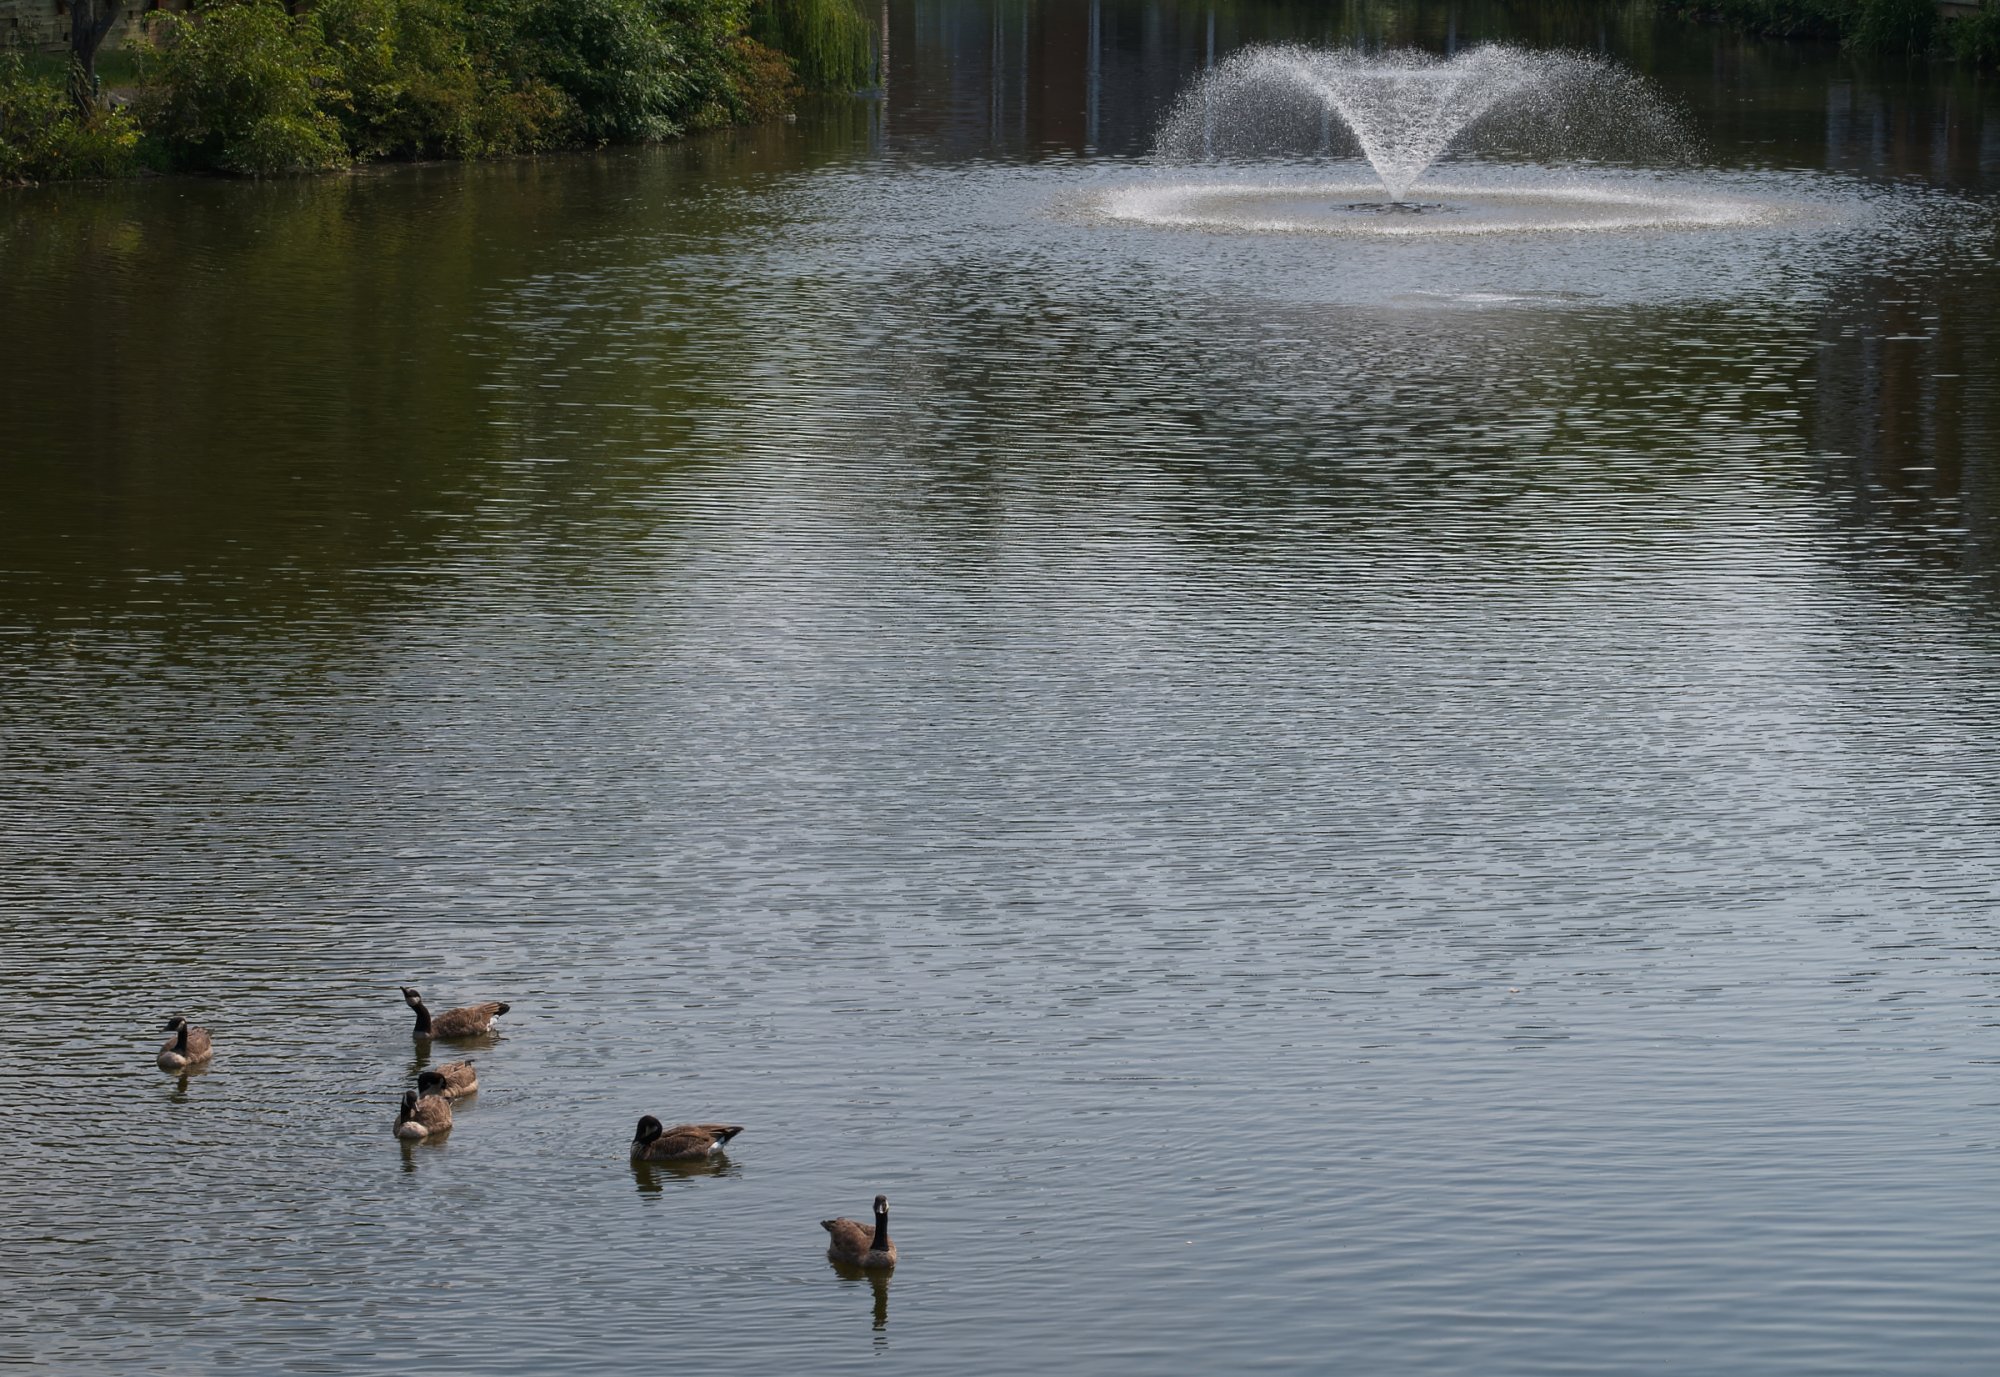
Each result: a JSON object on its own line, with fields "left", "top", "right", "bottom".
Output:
{"left": 156, "top": 1015, "right": 213, "bottom": 1072}
{"left": 433, "top": 1059, "right": 478, "bottom": 1100}
{"left": 822, "top": 1195, "right": 896, "bottom": 1268}
{"left": 393, "top": 1072, "right": 454, "bottom": 1139}
{"left": 400, "top": 986, "right": 509, "bottom": 1040}
{"left": 393, "top": 1092, "right": 431, "bottom": 1139}
{"left": 629, "top": 1115, "right": 742, "bottom": 1162}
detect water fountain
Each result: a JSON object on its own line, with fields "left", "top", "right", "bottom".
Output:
{"left": 1160, "top": 45, "right": 1692, "bottom": 201}
{"left": 1113, "top": 43, "right": 1753, "bottom": 239}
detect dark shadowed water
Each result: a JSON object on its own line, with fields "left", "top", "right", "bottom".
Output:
{"left": 2, "top": 2, "right": 1998, "bottom": 1373}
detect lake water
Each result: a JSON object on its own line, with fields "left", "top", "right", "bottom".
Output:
{"left": 2, "top": 2, "right": 1998, "bottom": 1372}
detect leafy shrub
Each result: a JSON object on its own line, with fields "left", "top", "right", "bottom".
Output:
{"left": 1659, "top": 0, "right": 1845, "bottom": 40}
{"left": 0, "top": 47, "right": 141, "bottom": 183}
{"left": 317, "top": 0, "right": 570, "bottom": 157}
{"left": 728, "top": 34, "right": 799, "bottom": 121}
{"left": 751, "top": 0, "right": 870, "bottom": 91}
{"left": 1668, "top": 0, "right": 1969, "bottom": 57}
{"left": 13, "top": 0, "right": 815, "bottom": 181}
{"left": 1946, "top": 2, "right": 2000, "bottom": 66}
{"left": 653, "top": 0, "right": 766, "bottom": 126}
{"left": 1846, "top": 0, "right": 1939, "bottom": 54}
{"left": 318, "top": 0, "right": 481, "bottom": 158}
{"left": 141, "top": 0, "right": 350, "bottom": 175}
{"left": 492, "top": 0, "right": 697, "bottom": 143}
{"left": 482, "top": 0, "right": 786, "bottom": 141}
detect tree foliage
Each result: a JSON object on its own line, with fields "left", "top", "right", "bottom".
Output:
{"left": 1666, "top": 0, "right": 1999, "bottom": 62}
{"left": 1946, "top": 3, "right": 2000, "bottom": 65}
{"left": 751, "top": 0, "right": 872, "bottom": 91}
{"left": 119, "top": 0, "right": 808, "bottom": 176}
{"left": 317, "top": 0, "right": 568, "bottom": 158}
{"left": 0, "top": 45, "right": 141, "bottom": 182}
{"left": 140, "top": 1, "right": 350, "bottom": 174}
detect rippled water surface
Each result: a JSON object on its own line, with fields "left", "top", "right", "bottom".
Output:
{"left": 3, "top": 2, "right": 1999, "bottom": 1373}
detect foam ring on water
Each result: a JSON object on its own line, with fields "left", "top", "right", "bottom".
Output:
{"left": 1097, "top": 180, "right": 1783, "bottom": 236}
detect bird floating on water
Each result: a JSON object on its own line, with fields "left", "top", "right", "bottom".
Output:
{"left": 431, "top": 1059, "right": 478, "bottom": 1099}
{"left": 394, "top": 1070, "right": 454, "bottom": 1139}
{"left": 156, "top": 1015, "right": 212, "bottom": 1072}
{"left": 629, "top": 1115, "right": 743, "bottom": 1162}
{"left": 401, "top": 986, "right": 509, "bottom": 1040}
{"left": 822, "top": 1194, "right": 897, "bottom": 1269}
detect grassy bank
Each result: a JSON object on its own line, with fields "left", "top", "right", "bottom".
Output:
{"left": 1663, "top": 0, "right": 2000, "bottom": 65}
{"left": 2, "top": 0, "right": 871, "bottom": 183}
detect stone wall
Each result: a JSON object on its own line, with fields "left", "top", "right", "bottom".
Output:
{"left": 1, "top": 0, "right": 182, "bottom": 56}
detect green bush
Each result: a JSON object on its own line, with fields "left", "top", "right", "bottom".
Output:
{"left": 491, "top": 0, "right": 695, "bottom": 143}
{"left": 461, "top": 0, "right": 800, "bottom": 146}
{"left": 317, "top": 0, "right": 570, "bottom": 157}
{"left": 655, "top": 0, "right": 768, "bottom": 125}
{"left": 1846, "top": 0, "right": 1939, "bottom": 53}
{"left": 13, "top": 0, "right": 812, "bottom": 182}
{"left": 1667, "top": 0, "right": 1984, "bottom": 59}
{"left": 1660, "top": 0, "right": 1844, "bottom": 40}
{"left": 141, "top": 0, "right": 350, "bottom": 175}
{"left": 0, "top": 48, "right": 141, "bottom": 183}
{"left": 319, "top": 0, "right": 481, "bottom": 157}
{"left": 751, "top": 0, "right": 870, "bottom": 91}
{"left": 1946, "top": 2, "right": 2000, "bottom": 65}
{"left": 728, "top": 34, "right": 800, "bottom": 120}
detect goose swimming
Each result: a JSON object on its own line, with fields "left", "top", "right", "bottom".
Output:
{"left": 822, "top": 1194, "right": 897, "bottom": 1269}
{"left": 432, "top": 1060, "right": 478, "bottom": 1099}
{"left": 629, "top": 1115, "right": 742, "bottom": 1162}
{"left": 394, "top": 1071, "right": 455, "bottom": 1139}
{"left": 400, "top": 986, "right": 509, "bottom": 1040}
{"left": 156, "top": 1015, "right": 213, "bottom": 1072}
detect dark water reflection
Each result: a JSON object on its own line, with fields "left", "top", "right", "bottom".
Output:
{"left": 632, "top": 1153, "right": 742, "bottom": 1193}
{"left": 827, "top": 1258, "right": 894, "bottom": 1336}
{"left": 2, "top": 3, "right": 1999, "bottom": 1375}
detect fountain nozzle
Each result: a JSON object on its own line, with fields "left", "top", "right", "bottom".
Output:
{"left": 1342, "top": 200, "right": 1448, "bottom": 215}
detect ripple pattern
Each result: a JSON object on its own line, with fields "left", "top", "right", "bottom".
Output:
{"left": 1, "top": 55, "right": 1999, "bottom": 1377}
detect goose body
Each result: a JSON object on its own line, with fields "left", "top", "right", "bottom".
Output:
{"left": 401, "top": 986, "right": 509, "bottom": 1040}
{"left": 630, "top": 1114, "right": 742, "bottom": 1162}
{"left": 394, "top": 1073, "right": 455, "bottom": 1139}
{"left": 823, "top": 1195, "right": 897, "bottom": 1268}
{"left": 156, "top": 1016, "right": 213, "bottom": 1071}
{"left": 433, "top": 1059, "right": 478, "bottom": 1099}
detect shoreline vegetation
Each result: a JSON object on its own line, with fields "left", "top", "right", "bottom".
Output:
{"left": 5, "top": 0, "right": 1997, "bottom": 187}
{"left": 1666, "top": 0, "right": 2000, "bottom": 62}
{"left": 1, "top": 0, "right": 872, "bottom": 183}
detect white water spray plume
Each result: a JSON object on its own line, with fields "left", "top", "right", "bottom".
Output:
{"left": 1155, "top": 44, "right": 1698, "bottom": 200}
